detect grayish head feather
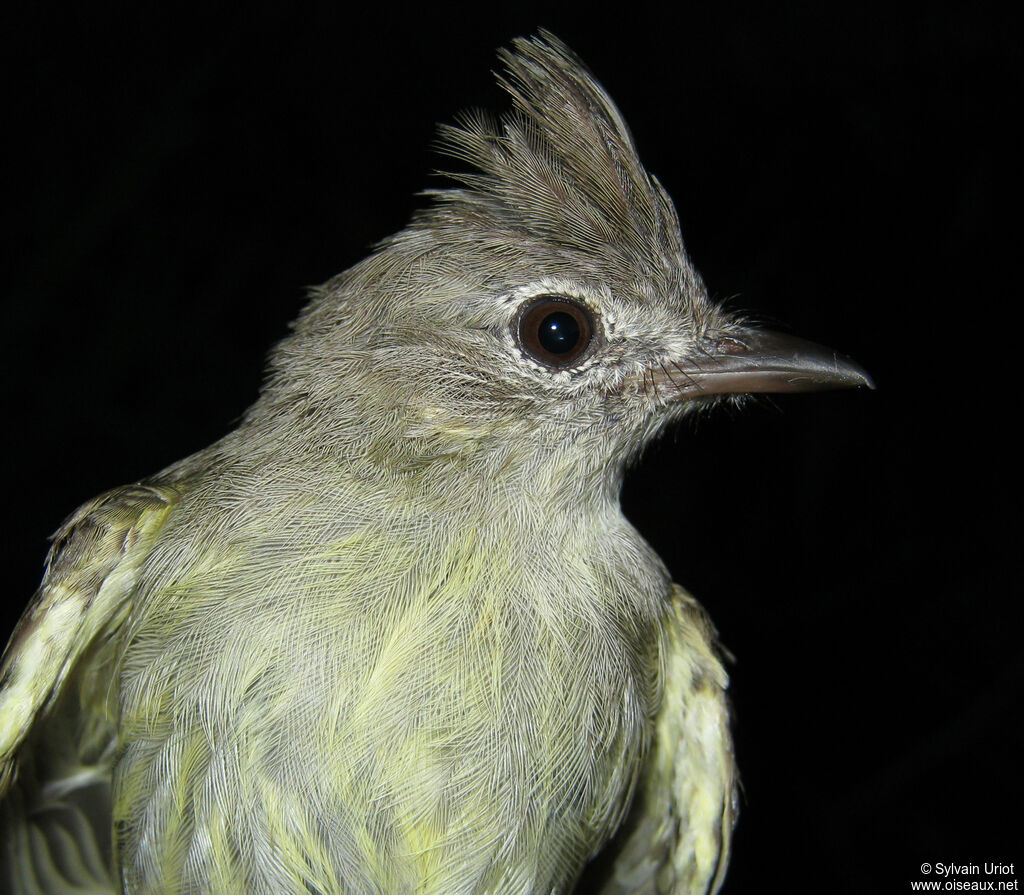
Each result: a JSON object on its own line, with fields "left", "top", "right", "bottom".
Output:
{"left": 243, "top": 32, "right": 730, "bottom": 489}
{"left": 425, "top": 31, "right": 687, "bottom": 280}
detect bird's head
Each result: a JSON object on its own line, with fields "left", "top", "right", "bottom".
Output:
{"left": 254, "top": 32, "right": 870, "bottom": 496}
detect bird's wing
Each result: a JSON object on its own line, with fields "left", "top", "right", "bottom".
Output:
{"left": 593, "top": 585, "right": 738, "bottom": 895}
{"left": 0, "top": 484, "right": 178, "bottom": 795}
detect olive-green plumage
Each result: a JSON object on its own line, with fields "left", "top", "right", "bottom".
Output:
{"left": 0, "top": 32, "right": 870, "bottom": 895}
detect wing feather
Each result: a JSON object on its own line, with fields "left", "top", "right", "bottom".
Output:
{"left": 0, "top": 484, "right": 177, "bottom": 895}
{"left": 590, "top": 585, "right": 738, "bottom": 895}
{"left": 1, "top": 484, "right": 177, "bottom": 789}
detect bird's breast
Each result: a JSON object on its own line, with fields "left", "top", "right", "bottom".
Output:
{"left": 114, "top": 519, "right": 665, "bottom": 893}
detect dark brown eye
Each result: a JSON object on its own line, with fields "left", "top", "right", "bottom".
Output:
{"left": 516, "top": 296, "right": 595, "bottom": 368}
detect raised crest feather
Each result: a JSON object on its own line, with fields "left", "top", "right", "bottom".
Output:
{"left": 427, "top": 31, "right": 686, "bottom": 277}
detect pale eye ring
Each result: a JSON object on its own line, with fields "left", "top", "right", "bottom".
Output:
{"left": 516, "top": 295, "right": 596, "bottom": 368}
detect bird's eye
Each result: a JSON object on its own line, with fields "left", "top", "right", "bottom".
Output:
{"left": 516, "top": 296, "right": 595, "bottom": 368}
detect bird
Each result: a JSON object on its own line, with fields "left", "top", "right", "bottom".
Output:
{"left": 0, "top": 31, "right": 871, "bottom": 895}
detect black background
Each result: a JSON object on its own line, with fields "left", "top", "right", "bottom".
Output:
{"left": 2, "top": 4, "right": 1016, "bottom": 893}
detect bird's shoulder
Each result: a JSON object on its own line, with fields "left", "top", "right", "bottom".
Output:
{"left": 0, "top": 483, "right": 179, "bottom": 793}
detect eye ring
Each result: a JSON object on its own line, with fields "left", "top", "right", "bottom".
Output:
{"left": 516, "top": 295, "right": 596, "bottom": 369}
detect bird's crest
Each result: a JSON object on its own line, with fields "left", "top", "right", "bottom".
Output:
{"left": 429, "top": 31, "right": 686, "bottom": 276}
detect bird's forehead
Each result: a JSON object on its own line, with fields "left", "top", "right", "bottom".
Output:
{"left": 439, "top": 234, "right": 693, "bottom": 305}
{"left": 500, "top": 276, "right": 613, "bottom": 312}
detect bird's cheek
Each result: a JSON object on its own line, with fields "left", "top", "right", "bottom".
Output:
{"left": 393, "top": 404, "right": 517, "bottom": 465}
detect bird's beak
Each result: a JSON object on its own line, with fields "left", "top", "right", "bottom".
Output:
{"left": 654, "top": 327, "right": 874, "bottom": 400}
